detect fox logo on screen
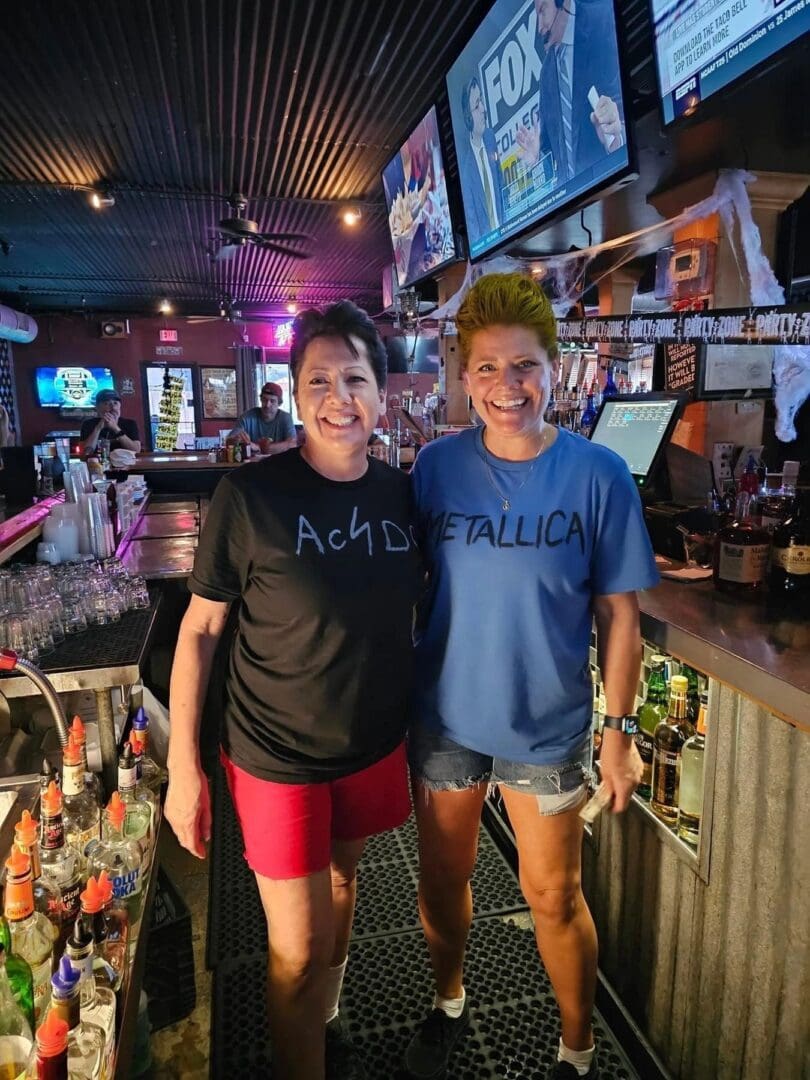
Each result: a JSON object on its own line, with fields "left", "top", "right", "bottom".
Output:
{"left": 481, "top": 7, "right": 542, "bottom": 128}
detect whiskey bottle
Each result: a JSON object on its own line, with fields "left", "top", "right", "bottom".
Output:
{"left": 768, "top": 492, "right": 810, "bottom": 609}
{"left": 678, "top": 691, "right": 707, "bottom": 845}
{"left": 636, "top": 655, "right": 669, "bottom": 799}
{"left": 651, "top": 675, "right": 692, "bottom": 825}
{"left": 713, "top": 493, "right": 770, "bottom": 593}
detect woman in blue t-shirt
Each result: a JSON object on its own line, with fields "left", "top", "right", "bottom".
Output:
{"left": 405, "top": 272, "right": 659, "bottom": 1080}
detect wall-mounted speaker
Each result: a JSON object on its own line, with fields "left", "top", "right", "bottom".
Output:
{"left": 100, "top": 319, "right": 130, "bottom": 339}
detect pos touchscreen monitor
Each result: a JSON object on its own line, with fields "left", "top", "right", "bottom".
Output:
{"left": 446, "top": 0, "right": 635, "bottom": 261}
{"left": 588, "top": 393, "right": 685, "bottom": 493}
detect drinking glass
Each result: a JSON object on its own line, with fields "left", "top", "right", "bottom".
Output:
{"left": 0, "top": 613, "right": 39, "bottom": 661}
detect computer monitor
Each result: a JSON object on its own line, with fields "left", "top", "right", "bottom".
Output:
{"left": 588, "top": 393, "right": 685, "bottom": 493}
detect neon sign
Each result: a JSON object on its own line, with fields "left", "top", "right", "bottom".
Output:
{"left": 273, "top": 320, "right": 295, "bottom": 349}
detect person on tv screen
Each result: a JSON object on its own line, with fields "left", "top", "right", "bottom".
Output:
{"left": 517, "top": 0, "right": 625, "bottom": 183}
{"left": 80, "top": 388, "right": 141, "bottom": 454}
{"left": 457, "top": 75, "right": 504, "bottom": 247}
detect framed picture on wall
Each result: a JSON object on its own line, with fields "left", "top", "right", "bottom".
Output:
{"left": 200, "top": 366, "right": 238, "bottom": 418}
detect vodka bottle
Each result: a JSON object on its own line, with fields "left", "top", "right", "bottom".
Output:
{"left": 3, "top": 850, "right": 54, "bottom": 1026}
{"left": 107, "top": 747, "right": 154, "bottom": 871}
{"left": 60, "top": 737, "right": 100, "bottom": 860}
{"left": 89, "top": 797, "right": 143, "bottom": 925}
{"left": 64, "top": 920, "right": 115, "bottom": 1080}
{"left": 49, "top": 958, "right": 104, "bottom": 1080}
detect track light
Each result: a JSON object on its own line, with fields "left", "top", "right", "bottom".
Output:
{"left": 89, "top": 187, "right": 115, "bottom": 210}
{"left": 159, "top": 299, "right": 173, "bottom": 315}
{"left": 286, "top": 299, "right": 298, "bottom": 314}
{"left": 342, "top": 207, "right": 362, "bottom": 227}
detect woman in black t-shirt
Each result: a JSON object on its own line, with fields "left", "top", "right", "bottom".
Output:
{"left": 165, "top": 302, "right": 420, "bottom": 1080}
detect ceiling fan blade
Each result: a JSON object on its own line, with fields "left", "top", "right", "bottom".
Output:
{"left": 254, "top": 232, "right": 311, "bottom": 243}
{"left": 257, "top": 240, "right": 312, "bottom": 259}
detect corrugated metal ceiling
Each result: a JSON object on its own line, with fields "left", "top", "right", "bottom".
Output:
{"left": 0, "top": 0, "right": 656, "bottom": 316}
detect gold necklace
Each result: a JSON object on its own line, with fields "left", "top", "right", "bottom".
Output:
{"left": 483, "top": 429, "right": 550, "bottom": 512}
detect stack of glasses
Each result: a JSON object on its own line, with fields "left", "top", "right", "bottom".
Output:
{"left": 0, "top": 560, "right": 150, "bottom": 663}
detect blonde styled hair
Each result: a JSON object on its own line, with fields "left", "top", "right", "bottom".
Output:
{"left": 455, "top": 272, "right": 557, "bottom": 369}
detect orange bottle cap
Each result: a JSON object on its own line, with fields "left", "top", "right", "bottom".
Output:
{"left": 41, "top": 779, "right": 62, "bottom": 816}
{"left": 36, "top": 1008, "right": 69, "bottom": 1056}
{"left": 128, "top": 730, "right": 142, "bottom": 753}
{"left": 14, "top": 809, "right": 38, "bottom": 848}
{"left": 4, "top": 846, "right": 30, "bottom": 877}
{"left": 97, "top": 870, "right": 114, "bottom": 904}
{"left": 62, "top": 733, "right": 82, "bottom": 768}
{"left": 70, "top": 715, "right": 86, "bottom": 745}
{"left": 106, "top": 791, "right": 126, "bottom": 829}
{"left": 80, "top": 875, "right": 104, "bottom": 914}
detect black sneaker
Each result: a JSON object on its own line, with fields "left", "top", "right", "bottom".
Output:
{"left": 325, "top": 1014, "right": 368, "bottom": 1080}
{"left": 546, "top": 1058, "right": 600, "bottom": 1079}
{"left": 404, "top": 999, "right": 471, "bottom": 1079}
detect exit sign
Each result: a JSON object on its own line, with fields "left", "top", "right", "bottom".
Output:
{"left": 159, "top": 329, "right": 178, "bottom": 342}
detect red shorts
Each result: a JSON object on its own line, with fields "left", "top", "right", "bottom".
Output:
{"left": 220, "top": 742, "right": 411, "bottom": 880}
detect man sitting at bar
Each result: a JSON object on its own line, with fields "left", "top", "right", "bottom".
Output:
{"left": 227, "top": 381, "right": 298, "bottom": 455}
{"left": 80, "top": 388, "right": 141, "bottom": 454}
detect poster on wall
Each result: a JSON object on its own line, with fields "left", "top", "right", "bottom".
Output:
{"left": 201, "top": 367, "right": 238, "bottom": 418}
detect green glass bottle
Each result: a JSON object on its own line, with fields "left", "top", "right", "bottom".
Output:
{"left": 680, "top": 664, "right": 701, "bottom": 727}
{"left": 0, "top": 919, "right": 34, "bottom": 1033}
{"left": 637, "top": 655, "right": 669, "bottom": 800}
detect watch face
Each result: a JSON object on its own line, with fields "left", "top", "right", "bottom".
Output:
{"left": 624, "top": 717, "right": 639, "bottom": 736}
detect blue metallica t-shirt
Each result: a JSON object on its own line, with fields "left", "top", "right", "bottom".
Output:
{"left": 411, "top": 426, "right": 659, "bottom": 765}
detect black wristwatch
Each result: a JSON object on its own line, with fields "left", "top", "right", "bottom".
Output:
{"left": 602, "top": 714, "right": 640, "bottom": 736}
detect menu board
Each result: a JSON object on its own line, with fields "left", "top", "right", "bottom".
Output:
{"left": 663, "top": 342, "right": 702, "bottom": 395}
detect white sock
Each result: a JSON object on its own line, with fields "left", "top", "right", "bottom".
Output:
{"left": 558, "top": 1038, "right": 595, "bottom": 1076}
{"left": 324, "top": 957, "right": 347, "bottom": 1024}
{"left": 434, "top": 986, "right": 466, "bottom": 1019}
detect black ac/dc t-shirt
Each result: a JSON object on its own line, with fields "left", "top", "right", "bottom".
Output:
{"left": 189, "top": 450, "right": 422, "bottom": 782}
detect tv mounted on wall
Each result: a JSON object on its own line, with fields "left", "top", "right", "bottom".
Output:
{"left": 651, "top": 0, "right": 810, "bottom": 126}
{"left": 381, "top": 104, "right": 459, "bottom": 289}
{"left": 446, "top": 0, "right": 636, "bottom": 261}
{"left": 35, "top": 366, "right": 116, "bottom": 409}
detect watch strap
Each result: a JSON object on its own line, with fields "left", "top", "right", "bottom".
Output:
{"left": 602, "top": 713, "right": 640, "bottom": 735}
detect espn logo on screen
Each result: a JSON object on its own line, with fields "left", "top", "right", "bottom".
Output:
{"left": 100, "top": 319, "right": 130, "bottom": 339}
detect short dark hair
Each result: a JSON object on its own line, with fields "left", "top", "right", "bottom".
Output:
{"left": 290, "top": 301, "right": 387, "bottom": 389}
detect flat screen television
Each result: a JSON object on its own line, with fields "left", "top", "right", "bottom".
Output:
{"left": 381, "top": 105, "right": 458, "bottom": 288}
{"left": 588, "top": 392, "right": 685, "bottom": 492}
{"left": 652, "top": 0, "right": 810, "bottom": 125}
{"left": 35, "top": 366, "right": 116, "bottom": 409}
{"left": 446, "top": 0, "right": 635, "bottom": 261}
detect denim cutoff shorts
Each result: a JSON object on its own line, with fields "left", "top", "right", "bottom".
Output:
{"left": 408, "top": 724, "right": 592, "bottom": 816}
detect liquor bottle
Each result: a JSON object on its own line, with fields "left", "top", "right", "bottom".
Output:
{"left": 678, "top": 691, "right": 707, "bottom": 846}
{"left": 48, "top": 958, "right": 104, "bottom": 1080}
{"left": 651, "top": 675, "right": 693, "bottom": 825}
{"left": 636, "top": 654, "right": 669, "bottom": 800}
{"left": 768, "top": 492, "right": 810, "bottom": 609}
{"left": 0, "top": 946, "right": 33, "bottom": 1076}
{"left": 3, "top": 850, "right": 54, "bottom": 1026}
{"left": 37, "top": 784, "right": 84, "bottom": 944}
{"left": 38, "top": 761, "right": 58, "bottom": 799}
{"left": 128, "top": 708, "right": 166, "bottom": 797}
{"left": 89, "top": 796, "right": 144, "bottom": 925}
{"left": 67, "top": 719, "right": 103, "bottom": 807}
{"left": 78, "top": 879, "right": 125, "bottom": 995}
{"left": 13, "top": 814, "right": 62, "bottom": 941}
{"left": 739, "top": 453, "right": 759, "bottom": 495}
{"left": 603, "top": 364, "right": 618, "bottom": 398}
{"left": 579, "top": 393, "right": 597, "bottom": 439}
{"left": 60, "top": 737, "right": 100, "bottom": 860}
{"left": 680, "top": 664, "right": 701, "bottom": 728}
{"left": 108, "top": 746, "right": 155, "bottom": 870}
{"left": 713, "top": 493, "right": 771, "bottom": 593}
{"left": 27, "top": 1009, "right": 68, "bottom": 1080}
{"left": 0, "top": 921, "right": 34, "bottom": 1032}
{"left": 94, "top": 875, "right": 128, "bottom": 991}
{"left": 63, "top": 921, "right": 115, "bottom": 1080}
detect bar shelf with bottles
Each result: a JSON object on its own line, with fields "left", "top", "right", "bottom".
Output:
{"left": 0, "top": 706, "right": 166, "bottom": 1078}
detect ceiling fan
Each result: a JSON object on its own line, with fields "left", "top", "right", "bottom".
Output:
{"left": 186, "top": 296, "right": 250, "bottom": 342}
{"left": 209, "top": 194, "right": 312, "bottom": 262}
